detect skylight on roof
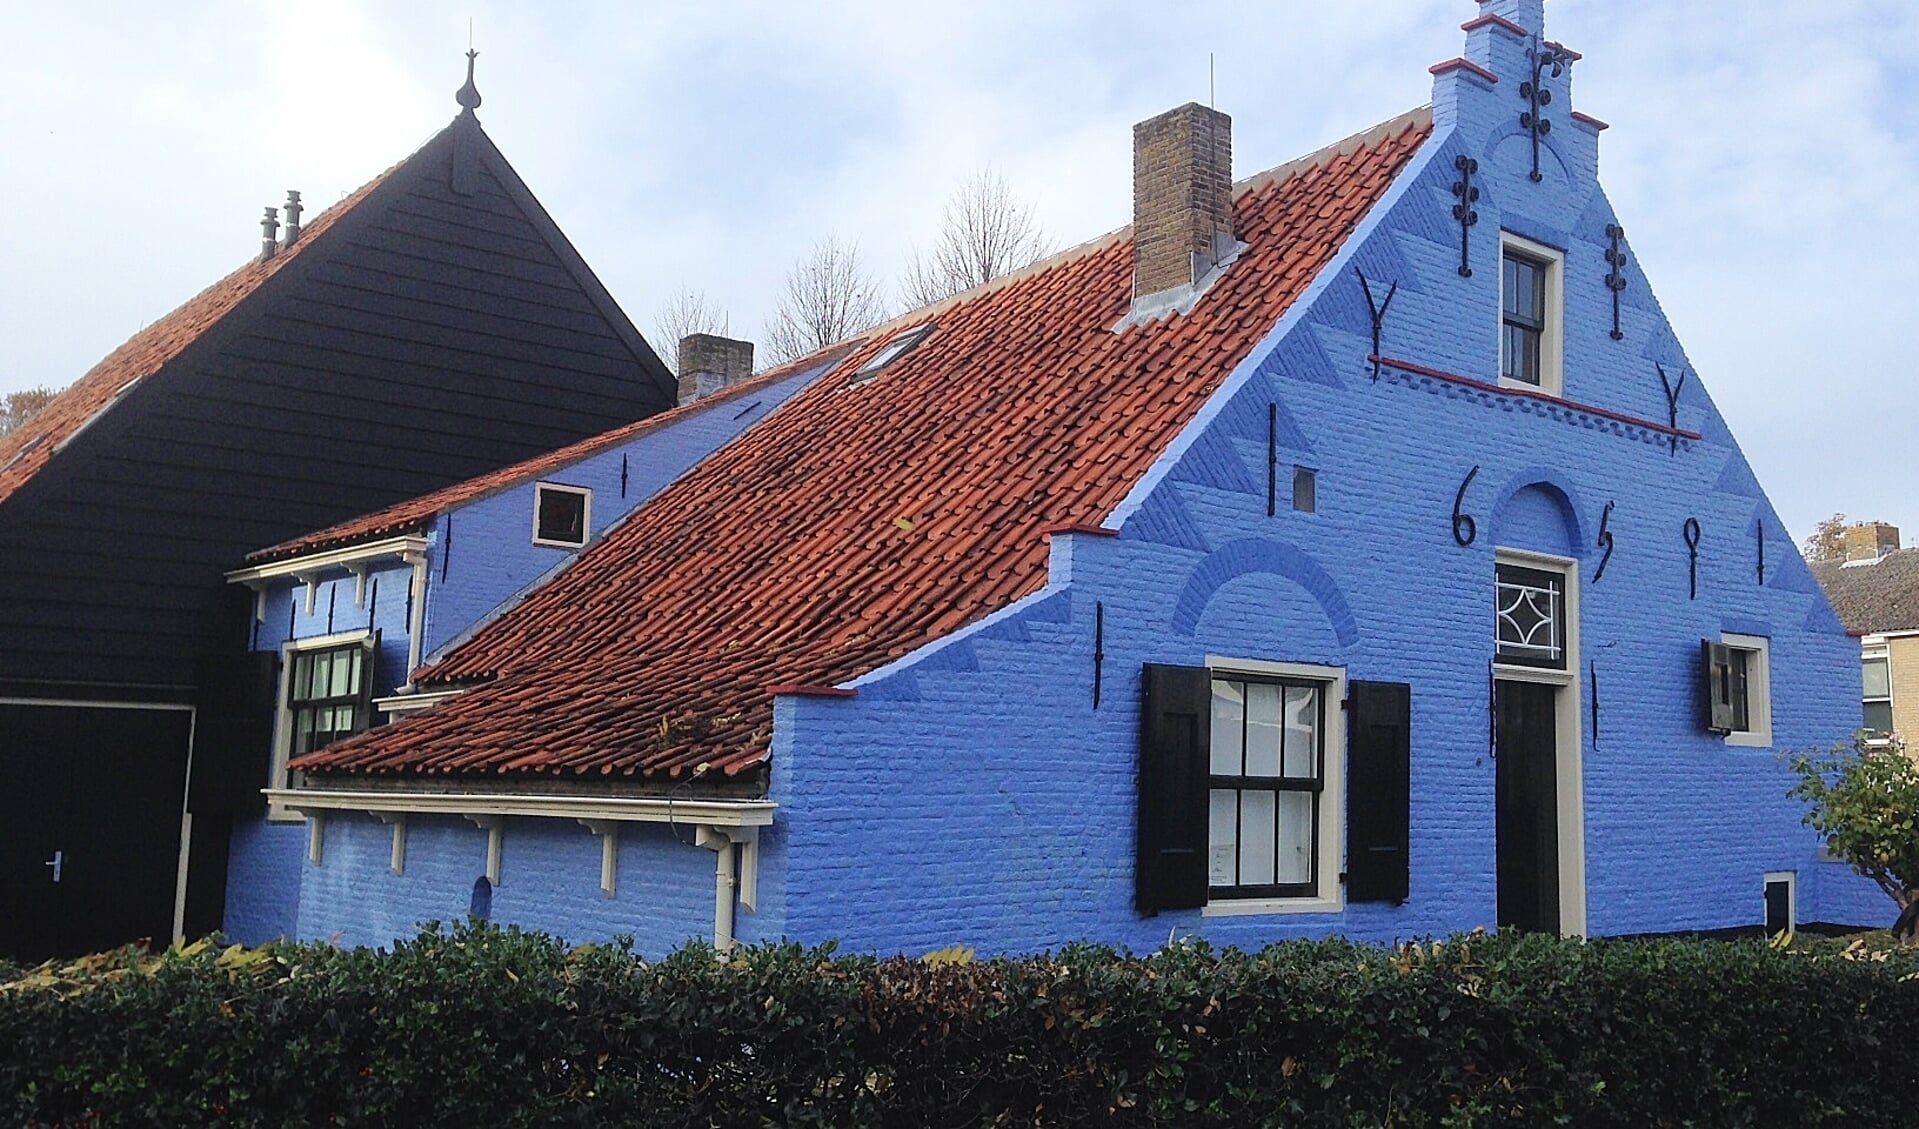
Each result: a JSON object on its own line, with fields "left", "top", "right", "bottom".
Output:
{"left": 1, "top": 434, "right": 46, "bottom": 473}
{"left": 850, "top": 324, "right": 933, "bottom": 384}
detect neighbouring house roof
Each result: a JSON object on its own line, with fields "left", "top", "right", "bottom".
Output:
{"left": 247, "top": 345, "right": 860, "bottom": 565}
{"left": 0, "top": 175, "right": 390, "bottom": 508}
{"left": 290, "top": 106, "right": 1433, "bottom": 787}
{"left": 1810, "top": 550, "right": 1919, "bottom": 634}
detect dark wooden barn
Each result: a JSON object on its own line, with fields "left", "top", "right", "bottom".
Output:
{"left": 0, "top": 73, "right": 673, "bottom": 959}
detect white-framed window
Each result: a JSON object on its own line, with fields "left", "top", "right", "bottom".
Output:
{"left": 849, "top": 323, "right": 934, "bottom": 385}
{"left": 1862, "top": 645, "right": 1893, "bottom": 739}
{"left": 268, "top": 630, "right": 377, "bottom": 817}
{"left": 1719, "top": 632, "right": 1773, "bottom": 748}
{"left": 1495, "top": 561, "right": 1568, "bottom": 672}
{"left": 1201, "top": 658, "right": 1345, "bottom": 916}
{"left": 532, "top": 482, "right": 591, "bottom": 548}
{"left": 1499, "top": 233, "right": 1564, "bottom": 396}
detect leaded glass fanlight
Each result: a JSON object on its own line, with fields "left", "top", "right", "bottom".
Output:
{"left": 1495, "top": 563, "right": 1565, "bottom": 669}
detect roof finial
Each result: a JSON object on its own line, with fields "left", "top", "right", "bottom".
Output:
{"left": 456, "top": 47, "right": 482, "bottom": 115}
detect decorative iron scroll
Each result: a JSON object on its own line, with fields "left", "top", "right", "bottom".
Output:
{"left": 1593, "top": 500, "right": 1616, "bottom": 584}
{"left": 1656, "top": 363, "right": 1687, "bottom": 457}
{"left": 1267, "top": 404, "right": 1278, "bottom": 517}
{"left": 1357, "top": 268, "right": 1398, "bottom": 381}
{"left": 1453, "top": 465, "right": 1481, "bottom": 547}
{"left": 1092, "top": 600, "right": 1106, "bottom": 710}
{"left": 1604, "top": 224, "right": 1628, "bottom": 341}
{"left": 1590, "top": 661, "right": 1599, "bottom": 749}
{"left": 1521, "top": 42, "right": 1573, "bottom": 183}
{"left": 1451, "top": 156, "right": 1481, "bottom": 277}
{"left": 1488, "top": 660, "right": 1498, "bottom": 760}
{"left": 1684, "top": 517, "right": 1702, "bottom": 599}
{"left": 1756, "top": 519, "right": 1766, "bottom": 585}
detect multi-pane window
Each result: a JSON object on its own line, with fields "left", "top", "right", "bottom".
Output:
{"left": 1863, "top": 652, "right": 1893, "bottom": 737}
{"left": 1501, "top": 249, "right": 1548, "bottom": 386}
{"left": 288, "top": 643, "right": 372, "bottom": 755}
{"left": 1495, "top": 563, "right": 1566, "bottom": 670}
{"left": 1207, "top": 676, "right": 1325, "bottom": 898}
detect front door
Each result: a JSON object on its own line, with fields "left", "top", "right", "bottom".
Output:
{"left": 0, "top": 705, "right": 192, "bottom": 961}
{"left": 1495, "top": 679, "right": 1558, "bottom": 934}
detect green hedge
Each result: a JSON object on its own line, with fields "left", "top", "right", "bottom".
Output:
{"left": 3, "top": 922, "right": 1916, "bottom": 1127}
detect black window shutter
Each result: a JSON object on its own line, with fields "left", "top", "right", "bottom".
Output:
{"left": 1702, "top": 640, "right": 1735, "bottom": 733}
{"left": 1137, "top": 663, "right": 1211, "bottom": 914}
{"left": 1346, "top": 680, "right": 1412, "bottom": 904}
{"left": 191, "top": 651, "right": 282, "bottom": 815}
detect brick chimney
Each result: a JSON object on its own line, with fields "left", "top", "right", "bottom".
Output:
{"left": 1843, "top": 522, "right": 1901, "bottom": 562}
{"left": 678, "top": 334, "right": 755, "bottom": 406}
{"left": 1132, "top": 103, "right": 1234, "bottom": 307}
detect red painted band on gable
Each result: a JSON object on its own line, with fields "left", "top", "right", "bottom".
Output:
{"left": 1429, "top": 58, "right": 1499, "bottom": 84}
{"left": 1570, "top": 111, "right": 1610, "bottom": 131}
{"left": 1462, "top": 14, "right": 1528, "bottom": 35}
{"left": 1369, "top": 355, "right": 1704, "bottom": 440}
{"left": 766, "top": 684, "right": 858, "bottom": 699}
{"left": 1043, "top": 523, "right": 1119, "bottom": 538}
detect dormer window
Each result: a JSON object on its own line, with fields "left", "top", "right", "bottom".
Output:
{"left": 849, "top": 324, "right": 933, "bottom": 385}
{"left": 533, "top": 483, "right": 591, "bottom": 548}
{"left": 1499, "top": 234, "right": 1563, "bottom": 396}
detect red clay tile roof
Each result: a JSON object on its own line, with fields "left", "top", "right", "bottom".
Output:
{"left": 292, "top": 107, "right": 1433, "bottom": 787}
{"left": 247, "top": 344, "right": 861, "bottom": 564}
{"left": 0, "top": 172, "right": 394, "bottom": 508}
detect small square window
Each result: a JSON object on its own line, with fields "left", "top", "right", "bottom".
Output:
{"left": 1291, "top": 467, "right": 1317, "bottom": 513}
{"left": 1499, "top": 234, "right": 1563, "bottom": 396}
{"left": 533, "top": 483, "right": 590, "bottom": 548}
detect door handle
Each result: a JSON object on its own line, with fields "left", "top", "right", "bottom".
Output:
{"left": 44, "top": 850, "right": 63, "bottom": 884}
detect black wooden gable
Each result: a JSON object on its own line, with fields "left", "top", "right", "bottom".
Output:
{"left": 0, "top": 112, "right": 673, "bottom": 691}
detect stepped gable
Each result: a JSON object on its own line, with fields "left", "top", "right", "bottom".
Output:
{"left": 248, "top": 344, "right": 859, "bottom": 563}
{"left": 291, "top": 107, "right": 1432, "bottom": 786}
{"left": 0, "top": 174, "right": 389, "bottom": 507}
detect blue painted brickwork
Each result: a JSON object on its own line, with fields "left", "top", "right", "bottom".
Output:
{"left": 764, "top": 9, "right": 1882, "bottom": 954}
{"left": 225, "top": 364, "right": 828, "bottom": 945}
{"left": 254, "top": 8, "right": 1888, "bottom": 954}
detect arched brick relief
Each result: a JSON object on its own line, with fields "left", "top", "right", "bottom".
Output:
{"left": 1169, "top": 538, "right": 1360, "bottom": 648}
{"left": 1490, "top": 468, "right": 1585, "bottom": 558}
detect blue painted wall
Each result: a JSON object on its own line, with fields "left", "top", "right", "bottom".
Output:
{"left": 224, "top": 362, "right": 829, "bottom": 944}
{"left": 263, "top": 6, "right": 1887, "bottom": 954}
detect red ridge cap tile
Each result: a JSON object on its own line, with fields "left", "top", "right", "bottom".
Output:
{"left": 1570, "top": 111, "right": 1610, "bottom": 131}
{"left": 1462, "top": 13, "right": 1527, "bottom": 35}
{"left": 1429, "top": 58, "right": 1499, "bottom": 84}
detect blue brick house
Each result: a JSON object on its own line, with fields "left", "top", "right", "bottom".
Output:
{"left": 217, "top": 343, "right": 837, "bottom": 943}
{"left": 237, "top": 1, "right": 1884, "bottom": 956}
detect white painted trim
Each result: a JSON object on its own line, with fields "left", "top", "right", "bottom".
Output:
{"left": 0, "top": 697, "right": 194, "bottom": 711}
{"left": 268, "top": 788, "right": 776, "bottom": 827}
{"left": 225, "top": 536, "right": 430, "bottom": 586}
{"left": 403, "top": 549, "right": 428, "bottom": 683}
{"left": 373, "top": 688, "right": 462, "bottom": 715}
{"left": 1497, "top": 231, "right": 1566, "bottom": 398}
{"left": 578, "top": 819, "right": 619, "bottom": 897}
{"left": 1494, "top": 547, "right": 1587, "bottom": 938}
{"left": 1199, "top": 657, "right": 1347, "bottom": 915}
{"left": 1764, "top": 870, "right": 1797, "bottom": 934}
{"left": 696, "top": 824, "right": 754, "bottom": 947}
{"left": 1722, "top": 632, "right": 1773, "bottom": 748}
{"left": 173, "top": 811, "right": 193, "bottom": 944}
{"left": 307, "top": 814, "right": 326, "bottom": 865}
{"left": 531, "top": 482, "right": 593, "bottom": 549}
{"left": 465, "top": 815, "right": 504, "bottom": 885}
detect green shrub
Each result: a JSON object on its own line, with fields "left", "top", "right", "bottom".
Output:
{"left": 2, "top": 922, "right": 1915, "bottom": 1127}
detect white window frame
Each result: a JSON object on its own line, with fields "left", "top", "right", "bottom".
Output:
{"left": 1491, "top": 547, "right": 1588, "bottom": 938}
{"left": 1498, "top": 232, "right": 1565, "bottom": 397}
{"left": 1721, "top": 632, "right": 1773, "bottom": 748}
{"left": 1861, "top": 641, "right": 1893, "bottom": 743}
{"left": 1199, "top": 657, "right": 1346, "bottom": 917}
{"left": 849, "top": 323, "right": 933, "bottom": 385}
{"left": 531, "top": 482, "right": 592, "bottom": 548}
{"left": 266, "top": 629, "right": 376, "bottom": 822}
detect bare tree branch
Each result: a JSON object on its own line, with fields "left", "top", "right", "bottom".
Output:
{"left": 653, "top": 287, "right": 730, "bottom": 375}
{"left": 0, "top": 386, "right": 58, "bottom": 438}
{"left": 901, "top": 166, "right": 1048, "bottom": 309}
{"left": 763, "top": 235, "right": 887, "bottom": 366}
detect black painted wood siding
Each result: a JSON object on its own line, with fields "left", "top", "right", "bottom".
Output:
{"left": 0, "top": 119, "right": 673, "bottom": 690}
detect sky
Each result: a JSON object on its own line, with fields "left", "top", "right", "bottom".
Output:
{"left": 3, "top": 1, "right": 1915, "bottom": 548}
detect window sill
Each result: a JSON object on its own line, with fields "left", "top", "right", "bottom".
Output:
{"left": 1498, "top": 375, "right": 1560, "bottom": 398}
{"left": 1201, "top": 895, "right": 1343, "bottom": 917}
{"left": 1724, "top": 731, "right": 1773, "bottom": 749}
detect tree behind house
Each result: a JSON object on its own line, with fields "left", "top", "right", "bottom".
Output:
{"left": 762, "top": 235, "right": 886, "bottom": 366}
{"left": 653, "top": 288, "right": 730, "bottom": 376}
{"left": 0, "top": 386, "right": 58, "bottom": 437}
{"left": 901, "top": 167, "right": 1048, "bottom": 309}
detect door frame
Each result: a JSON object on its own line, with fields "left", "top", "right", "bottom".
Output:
{"left": 1490, "top": 548, "right": 1587, "bottom": 937}
{"left": 0, "top": 697, "right": 198, "bottom": 948}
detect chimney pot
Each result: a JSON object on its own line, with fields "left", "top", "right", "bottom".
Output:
{"left": 1843, "top": 522, "right": 1901, "bottom": 562}
{"left": 677, "top": 333, "right": 756, "bottom": 406}
{"left": 260, "top": 207, "right": 280, "bottom": 262}
{"left": 1132, "top": 102, "right": 1234, "bottom": 307}
{"left": 283, "top": 190, "right": 304, "bottom": 246}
